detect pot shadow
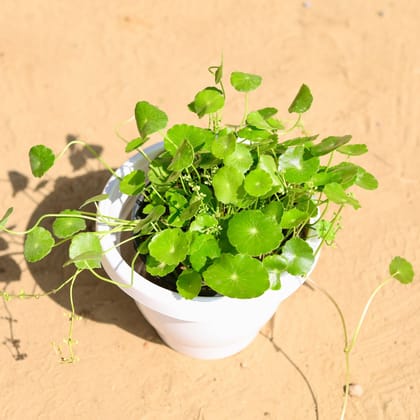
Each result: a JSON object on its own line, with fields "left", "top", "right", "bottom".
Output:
{"left": 25, "top": 169, "right": 162, "bottom": 347}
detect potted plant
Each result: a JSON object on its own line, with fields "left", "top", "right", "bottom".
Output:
{"left": 0, "top": 62, "right": 413, "bottom": 366}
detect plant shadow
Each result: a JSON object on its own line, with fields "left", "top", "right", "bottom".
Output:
{"left": 25, "top": 169, "right": 162, "bottom": 347}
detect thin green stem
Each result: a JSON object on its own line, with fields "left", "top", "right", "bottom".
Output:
{"left": 347, "top": 277, "right": 392, "bottom": 353}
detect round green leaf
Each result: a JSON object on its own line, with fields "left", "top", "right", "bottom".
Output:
{"left": 189, "top": 87, "right": 225, "bottom": 118}
{"left": 134, "top": 101, "right": 168, "bottom": 139}
{"left": 223, "top": 143, "right": 253, "bottom": 173}
{"left": 230, "top": 71, "right": 262, "bottom": 92}
{"left": 148, "top": 228, "right": 189, "bottom": 265}
{"left": 263, "top": 255, "right": 287, "bottom": 290}
{"left": 212, "top": 166, "right": 244, "bottom": 204}
{"left": 69, "top": 232, "right": 102, "bottom": 269}
{"left": 203, "top": 254, "right": 269, "bottom": 298}
{"left": 52, "top": 210, "right": 86, "bottom": 239}
{"left": 29, "top": 145, "right": 55, "bottom": 178}
{"left": 24, "top": 226, "right": 55, "bottom": 262}
{"left": 119, "top": 170, "right": 146, "bottom": 196}
{"left": 244, "top": 169, "right": 273, "bottom": 197}
{"left": 211, "top": 133, "right": 236, "bottom": 159}
{"left": 146, "top": 255, "right": 177, "bottom": 277}
{"left": 281, "top": 237, "right": 314, "bottom": 276}
{"left": 227, "top": 210, "right": 283, "bottom": 256}
{"left": 288, "top": 84, "right": 313, "bottom": 114}
{"left": 389, "top": 257, "right": 414, "bottom": 284}
{"left": 176, "top": 270, "right": 202, "bottom": 300}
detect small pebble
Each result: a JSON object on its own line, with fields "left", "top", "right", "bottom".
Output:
{"left": 302, "top": 1, "right": 312, "bottom": 8}
{"left": 346, "top": 383, "right": 364, "bottom": 397}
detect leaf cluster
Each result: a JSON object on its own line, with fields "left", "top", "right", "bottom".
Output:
{"left": 3, "top": 64, "right": 385, "bottom": 301}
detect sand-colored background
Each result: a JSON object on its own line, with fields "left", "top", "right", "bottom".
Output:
{"left": 0, "top": 1, "right": 419, "bottom": 419}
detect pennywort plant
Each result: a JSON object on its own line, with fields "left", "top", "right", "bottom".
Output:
{"left": 0, "top": 62, "right": 414, "bottom": 364}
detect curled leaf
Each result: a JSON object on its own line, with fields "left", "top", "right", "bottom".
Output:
{"left": 288, "top": 84, "right": 313, "bottom": 114}
{"left": 135, "top": 101, "right": 168, "bottom": 139}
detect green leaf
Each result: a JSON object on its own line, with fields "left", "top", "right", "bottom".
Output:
{"left": 355, "top": 168, "right": 378, "bottom": 190}
{"left": 211, "top": 133, "right": 236, "bottom": 159}
{"left": 203, "top": 254, "right": 269, "bottom": 298}
{"left": 246, "top": 108, "right": 283, "bottom": 130}
{"left": 280, "top": 135, "right": 319, "bottom": 147}
{"left": 263, "top": 255, "right": 287, "bottom": 290}
{"left": 215, "top": 63, "right": 223, "bottom": 84}
{"left": 212, "top": 166, "right": 244, "bottom": 204}
{"left": 52, "top": 210, "right": 86, "bottom": 239}
{"left": 189, "top": 233, "right": 221, "bottom": 271}
{"left": 262, "top": 201, "right": 284, "bottom": 224}
{"left": 223, "top": 143, "right": 253, "bottom": 173}
{"left": 281, "top": 237, "right": 314, "bottom": 276}
{"left": 323, "top": 182, "right": 361, "bottom": 209}
{"left": 310, "top": 135, "right": 352, "bottom": 157}
{"left": 133, "top": 205, "right": 165, "bottom": 234}
{"left": 230, "top": 71, "right": 262, "bottom": 92}
{"left": 165, "top": 191, "right": 188, "bottom": 227}
{"left": 278, "top": 146, "right": 320, "bottom": 183}
{"left": 29, "top": 145, "right": 55, "bottom": 178}
{"left": 145, "top": 255, "right": 177, "bottom": 277}
{"left": 125, "top": 137, "right": 149, "bottom": 153}
{"left": 134, "top": 101, "right": 168, "bottom": 139}
{"left": 244, "top": 169, "right": 273, "bottom": 197}
{"left": 177, "top": 270, "right": 202, "bottom": 299}
{"left": 288, "top": 84, "right": 313, "bottom": 114}
{"left": 164, "top": 124, "right": 214, "bottom": 155}
{"left": 148, "top": 228, "right": 190, "bottom": 265}
{"left": 119, "top": 170, "right": 146, "bottom": 196}
{"left": 168, "top": 139, "right": 194, "bottom": 171}
{"left": 326, "top": 162, "right": 359, "bottom": 188}
{"left": 190, "top": 214, "right": 219, "bottom": 233}
{"left": 237, "top": 127, "right": 273, "bottom": 142}
{"left": 280, "top": 208, "right": 308, "bottom": 229}
{"left": 337, "top": 144, "right": 368, "bottom": 156}
{"left": 389, "top": 257, "right": 414, "bottom": 284}
{"left": 24, "top": 226, "right": 55, "bottom": 262}
{"left": 227, "top": 210, "right": 283, "bottom": 256}
{"left": 80, "top": 194, "right": 109, "bottom": 209}
{"left": 69, "top": 232, "right": 102, "bottom": 269}
{"left": 189, "top": 87, "right": 225, "bottom": 118}
{"left": 0, "top": 207, "right": 13, "bottom": 231}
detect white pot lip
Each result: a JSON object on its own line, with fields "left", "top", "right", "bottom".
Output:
{"left": 97, "top": 142, "right": 322, "bottom": 320}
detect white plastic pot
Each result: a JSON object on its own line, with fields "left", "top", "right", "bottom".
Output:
{"left": 97, "top": 143, "right": 321, "bottom": 359}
